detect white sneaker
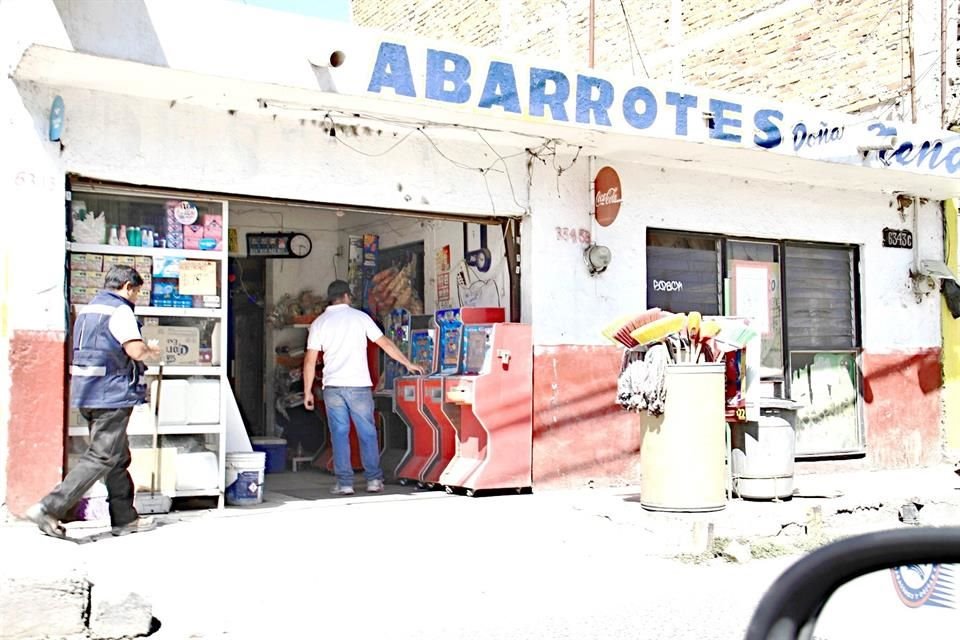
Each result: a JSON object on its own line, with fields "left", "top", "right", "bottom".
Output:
{"left": 366, "top": 479, "right": 384, "bottom": 493}
{"left": 24, "top": 503, "right": 65, "bottom": 538}
{"left": 330, "top": 484, "right": 355, "bottom": 496}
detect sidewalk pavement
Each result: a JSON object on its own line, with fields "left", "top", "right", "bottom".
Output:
{"left": 2, "top": 463, "right": 959, "bottom": 638}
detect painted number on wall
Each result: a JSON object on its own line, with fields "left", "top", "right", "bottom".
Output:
{"left": 555, "top": 227, "right": 592, "bottom": 245}
{"left": 13, "top": 171, "right": 58, "bottom": 191}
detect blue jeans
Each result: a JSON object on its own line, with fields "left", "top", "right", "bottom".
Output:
{"left": 322, "top": 387, "right": 383, "bottom": 486}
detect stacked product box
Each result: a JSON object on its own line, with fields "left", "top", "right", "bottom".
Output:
{"left": 152, "top": 257, "right": 194, "bottom": 308}
{"left": 69, "top": 253, "right": 152, "bottom": 306}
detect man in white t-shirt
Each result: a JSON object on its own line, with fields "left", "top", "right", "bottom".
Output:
{"left": 25, "top": 265, "right": 161, "bottom": 539}
{"left": 304, "top": 280, "right": 424, "bottom": 495}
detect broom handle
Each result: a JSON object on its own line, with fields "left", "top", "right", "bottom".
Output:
{"left": 152, "top": 364, "right": 163, "bottom": 494}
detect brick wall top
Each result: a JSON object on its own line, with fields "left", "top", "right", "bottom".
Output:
{"left": 683, "top": 0, "right": 906, "bottom": 111}
{"left": 352, "top": 0, "right": 910, "bottom": 113}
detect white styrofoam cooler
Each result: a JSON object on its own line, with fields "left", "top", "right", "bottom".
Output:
{"left": 186, "top": 378, "right": 221, "bottom": 424}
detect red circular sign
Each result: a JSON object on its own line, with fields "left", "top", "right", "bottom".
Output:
{"left": 594, "top": 166, "right": 622, "bottom": 227}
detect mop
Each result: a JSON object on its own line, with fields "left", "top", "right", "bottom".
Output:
{"left": 134, "top": 363, "right": 173, "bottom": 514}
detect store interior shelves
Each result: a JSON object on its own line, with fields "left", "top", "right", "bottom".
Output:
{"left": 68, "top": 422, "right": 225, "bottom": 438}
{"left": 72, "top": 304, "right": 221, "bottom": 318}
{"left": 67, "top": 241, "right": 221, "bottom": 260}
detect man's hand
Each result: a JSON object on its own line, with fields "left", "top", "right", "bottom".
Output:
{"left": 405, "top": 363, "right": 425, "bottom": 376}
{"left": 304, "top": 393, "right": 315, "bottom": 411}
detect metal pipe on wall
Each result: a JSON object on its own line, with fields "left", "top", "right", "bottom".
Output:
{"left": 909, "top": 0, "right": 918, "bottom": 124}
{"left": 942, "top": 0, "right": 949, "bottom": 127}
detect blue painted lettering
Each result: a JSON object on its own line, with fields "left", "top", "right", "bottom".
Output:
{"left": 367, "top": 42, "right": 416, "bottom": 97}
{"left": 529, "top": 68, "right": 570, "bottom": 121}
{"left": 792, "top": 122, "right": 844, "bottom": 151}
{"left": 753, "top": 109, "right": 783, "bottom": 149}
{"left": 478, "top": 61, "right": 522, "bottom": 113}
{"left": 892, "top": 142, "right": 916, "bottom": 166}
{"left": 622, "top": 86, "right": 657, "bottom": 130}
{"left": 946, "top": 146, "right": 960, "bottom": 173}
{"left": 425, "top": 49, "right": 471, "bottom": 103}
{"left": 709, "top": 99, "right": 742, "bottom": 142}
{"left": 666, "top": 93, "right": 698, "bottom": 136}
{"left": 915, "top": 140, "right": 946, "bottom": 170}
{"left": 575, "top": 75, "right": 614, "bottom": 126}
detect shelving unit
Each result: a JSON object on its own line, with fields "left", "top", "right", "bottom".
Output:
{"left": 265, "top": 324, "right": 309, "bottom": 437}
{"left": 67, "top": 187, "right": 229, "bottom": 508}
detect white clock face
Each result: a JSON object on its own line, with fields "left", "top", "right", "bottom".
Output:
{"left": 290, "top": 234, "right": 312, "bottom": 257}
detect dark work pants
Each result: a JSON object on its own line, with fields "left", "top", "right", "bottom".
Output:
{"left": 42, "top": 407, "right": 139, "bottom": 527}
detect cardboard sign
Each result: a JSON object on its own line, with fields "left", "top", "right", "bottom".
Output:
{"left": 178, "top": 260, "right": 217, "bottom": 295}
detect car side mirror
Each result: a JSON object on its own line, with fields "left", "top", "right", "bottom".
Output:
{"left": 745, "top": 527, "right": 960, "bottom": 640}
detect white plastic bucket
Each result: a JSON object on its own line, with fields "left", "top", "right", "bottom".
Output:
{"left": 225, "top": 451, "right": 266, "bottom": 506}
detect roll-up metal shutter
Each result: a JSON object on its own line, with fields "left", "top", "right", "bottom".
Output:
{"left": 646, "top": 230, "right": 721, "bottom": 315}
{"left": 783, "top": 243, "right": 858, "bottom": 350}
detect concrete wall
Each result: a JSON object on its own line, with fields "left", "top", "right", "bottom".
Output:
{"left": 0, "top": 0, "right": 76, "bottom": 515}
{"left": 527, "top": 157, "right": 944, "bottom": 487}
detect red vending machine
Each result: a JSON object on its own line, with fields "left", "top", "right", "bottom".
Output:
{"left": 394, "top": 307, "right": 504, "bottom": 487}
{"left": 440, "top": 321, "right": 531, "bottom": 496}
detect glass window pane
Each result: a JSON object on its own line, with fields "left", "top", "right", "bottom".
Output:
{"left": 726, "top": 241, "right": 783, "bottom": 376}
{"left": 789, "top": 350, "right": 862, "bottom": 455}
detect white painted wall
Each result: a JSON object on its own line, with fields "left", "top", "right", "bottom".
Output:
{"left": 230, "top": 203, "right": 341, "bottom": 301}
{"left": 528, "top": 157, "right": 944, "bottom": 350}
{"left": 0, "top": 0, "right": 75, "bottom": 509}
{"left": 338, "top": 213, "right": 510, "bottom": 317}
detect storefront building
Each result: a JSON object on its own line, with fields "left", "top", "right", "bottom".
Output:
{"left": 2, "top": 1, "right": 958, "bottom": 513}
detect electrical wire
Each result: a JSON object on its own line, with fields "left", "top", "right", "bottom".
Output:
{"left": 619, "top": 0, "right": 650, "bottom": 79}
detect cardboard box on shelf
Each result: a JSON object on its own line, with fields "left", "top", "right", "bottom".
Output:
{"left": 141, "top": 325, "right": 201, "bottom": 365}
{"left": 69, "top": 287, "right": 95, "bottom": 304}
{"left": 70, "top": 270, "right": 99, "bottom": 288}
{"left": 153, "top": 257, "right": 183, "bottom": 278}
{"left": 70, "top": 253, "right": 104, "bottom": 272}
{"left": 202, "top": 213, "right": 223, "bottom": 250}
{"left": 135, "top": 257, "right": 153, "bottom": 273}
{"left": 184, "top": 224, "right": 205, "bottom": 250}
{"left": 103, "top": 255, "right": 137, "bottom": 270}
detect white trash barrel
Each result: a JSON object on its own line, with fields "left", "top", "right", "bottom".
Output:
{"left": 639, "top": 363, "right": 727, "bottom": 512}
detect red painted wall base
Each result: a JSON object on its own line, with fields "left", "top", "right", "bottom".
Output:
{"left": 862, "top": 349, "right": 942, "bottom": 468}
{"left": 5, "top": 331, "right": 66, "bottom": 516}
{"left": 532, "top": 345, "right": 944, "bottom": 491}
{"left": 532, "top": 345, "right": 642, "bottom": 490}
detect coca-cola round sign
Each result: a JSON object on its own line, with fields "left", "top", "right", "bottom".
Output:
{"left": 594, "top": 166, "right": 622, "bottom": 227}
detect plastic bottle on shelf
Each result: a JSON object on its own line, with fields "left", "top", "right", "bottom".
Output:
{"left": 107, "top": 225, "right": 119, "bottom": 245}
{"left": 133, "top": 226, "right": 142, "bottom": 247}
{"left": 119, "top": 224, "right": 129, "bottom": 246}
